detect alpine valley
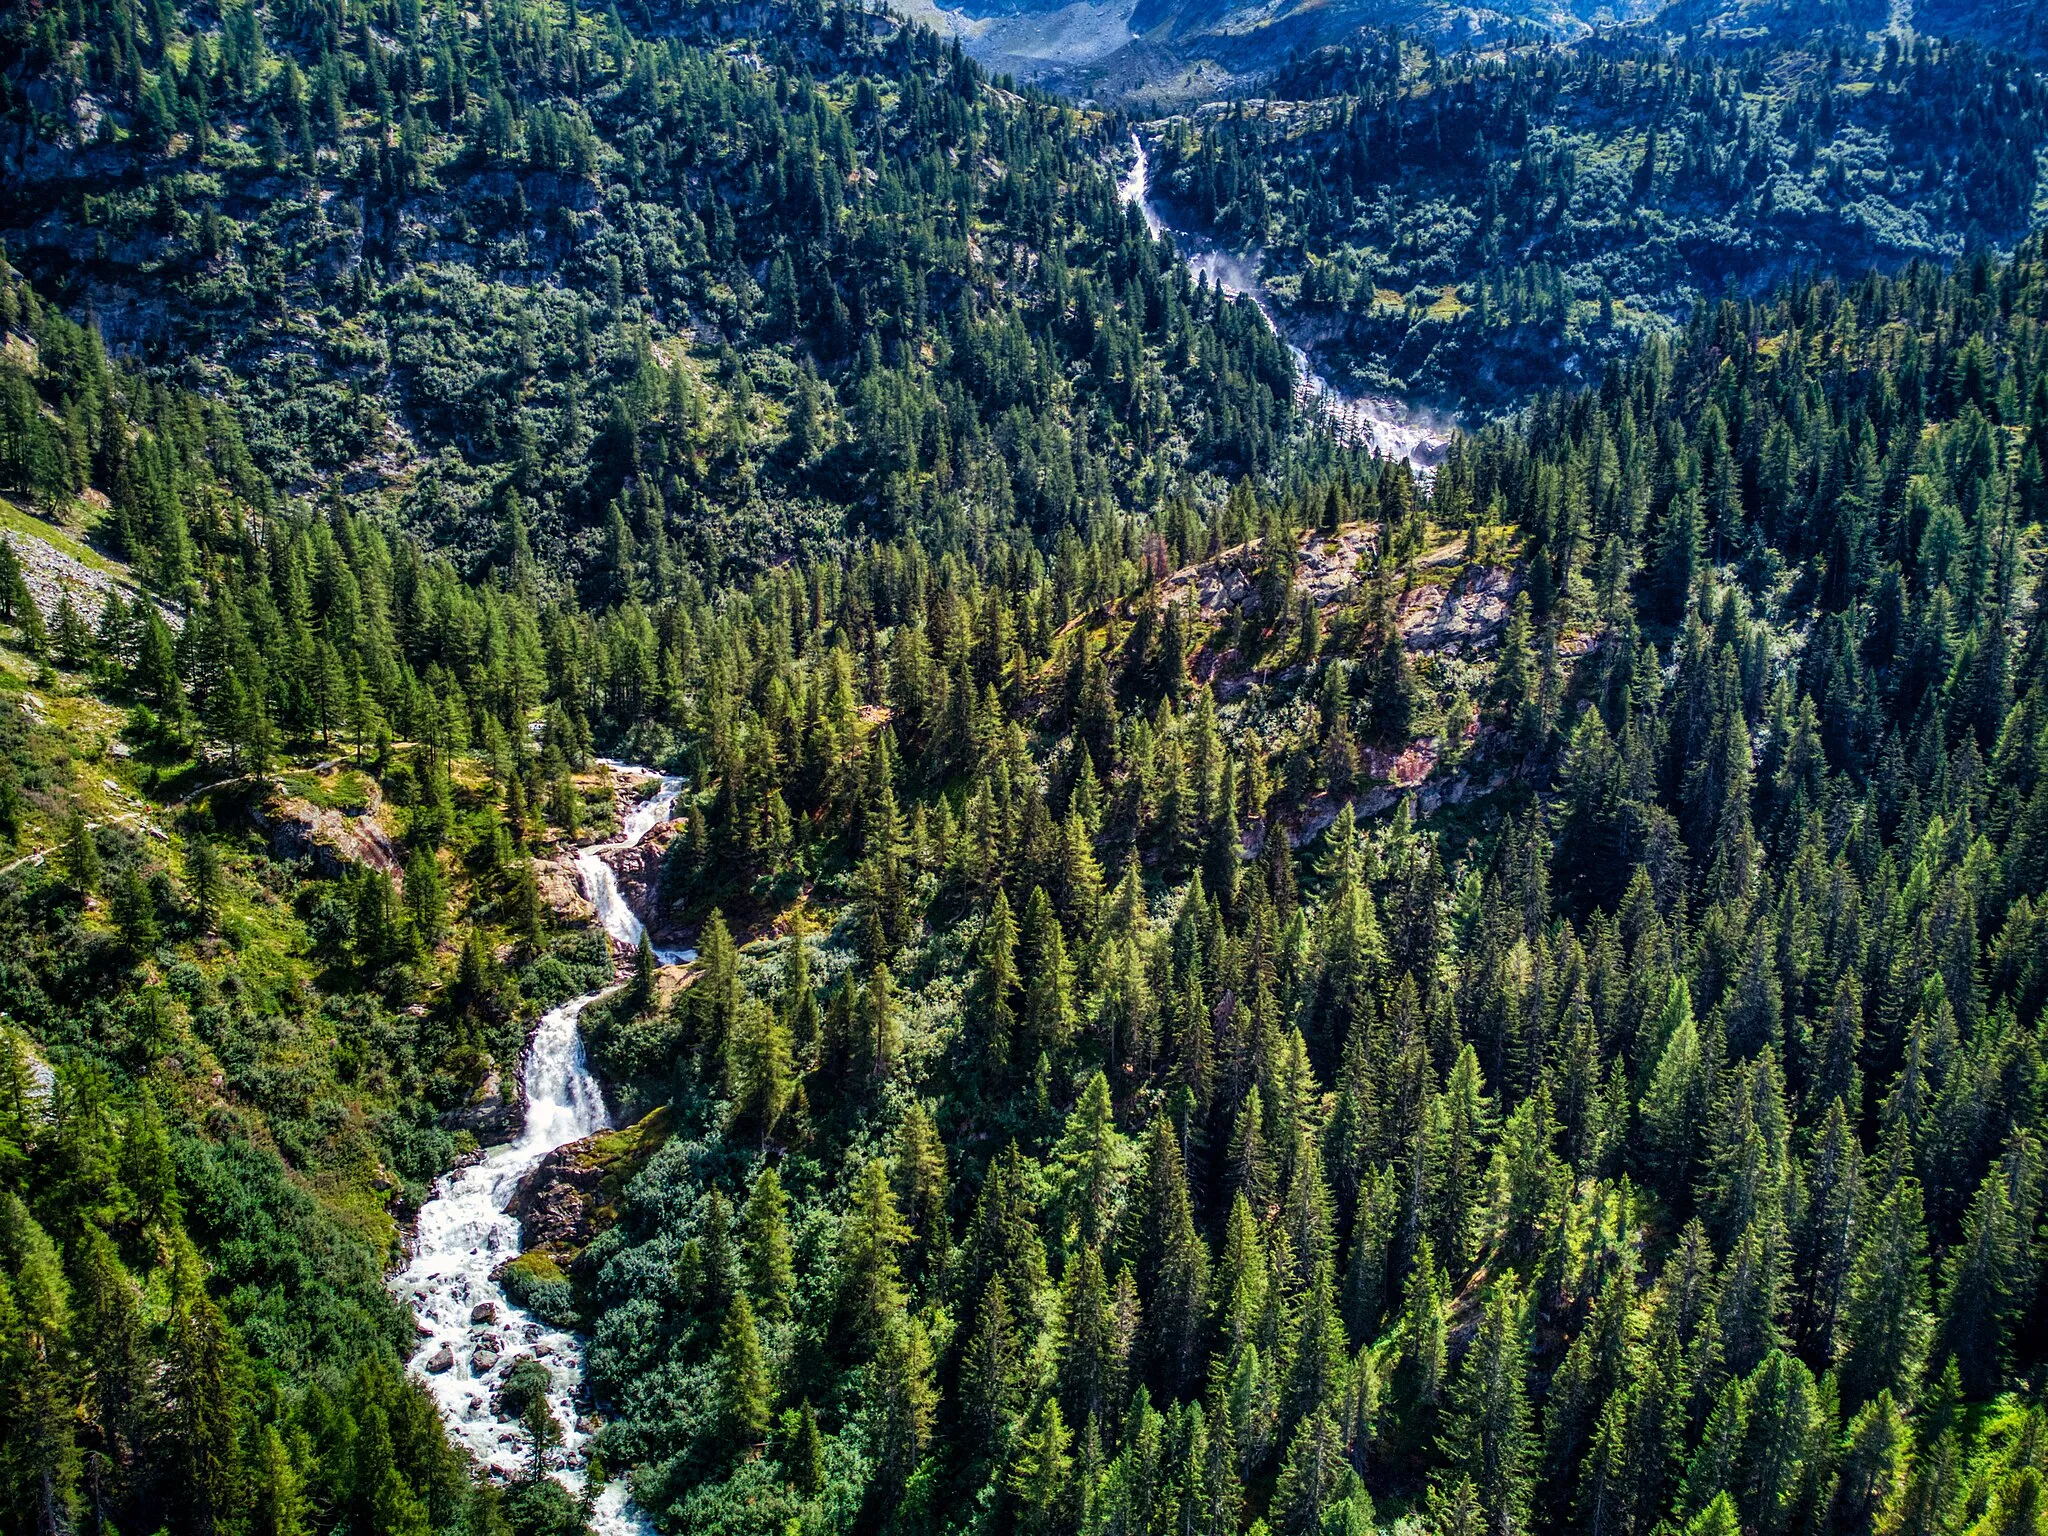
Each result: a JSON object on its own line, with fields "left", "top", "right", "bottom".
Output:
{"left": 1, "top": 2, "right": 2047, "bottom": 1536}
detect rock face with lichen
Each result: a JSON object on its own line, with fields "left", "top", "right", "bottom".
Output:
{"left": 1399, "top": 563, "right": 1514, "bottom": 651}
{"left": 439, "top": 1069, "right": 524, "bottom": 1144}
{"left": 1159, "top": 524, "right": 1383, "bottom": 622}
{"left": 506, "top": 1107, "right": 673, "bottom": 1251}
{"left": 508, "top": 1140, "right": 610, "bottom": 1249}
{"left": 534, "top": 854, "right": 595, "bottom": 924}
{"left": 241, "top": 782, "right": 406, "bottom": 884}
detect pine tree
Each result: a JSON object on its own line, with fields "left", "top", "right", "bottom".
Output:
{"left": 1136, "top": 1117, "right": 1211, "bottom": 1397}
{"left": 788, "top": 1401, "right": 825, "bottom": 1497}
{"left": 1683, "top": 1492, "right": 1741, "bottom": 1536}
{"left": 1372, "top": 630, "right": 1421, "bottom": 742}
{"left": 1057, "top": 1244, "right": 1127, "bottom": 1429}
{"left": 727, "top": 998, "right": 795, "bottom": 1143}
{"left": 742, "top": 1166, "right": 794, "bottom": 1319}
{"left": 1655, "top": 484, "right": 1705, "bottom": 621}
{"left": 1431, "top": 1044, "right": 1494, "bottom": 1271}
{"left": 1829, "top": 1390, "right": 1909, "bottom": 1536}
{"left": 1733, "top": 1350, "right": 1824, "bottom": 1536}
{"left": 977, "top": 888, "right": 1022, "bottom": 1063}
{"left": 1428, "top": 1476, "right": 1487, "bottom": 1536}
{"left": 121, "top": 1090, "right": 180, "bottom": 1228}
{"left": 872, "top": 1309, "right": 937, "bottom": 1481}
{"left": 63, "top": 808, "right": 100, "bottom": 897}
{"left": 1838, "top": 1176, "right": 1932, "bottom": 1408}
{"left": 1050, "top": 1071, "right": 1130, "bottom": 1253}
{"left": 165, "top": 1257, "right": 247, "bottom": 1531}
{"left": 1443, "top": 1279, "right": 1534, "bottom": 1536}
{"left": 1794, "top": 1097, "right": 1862, "bottom": 1357}
{"left": 696, "top": 1187, "right": 738, "bottom": 1323}
{"left": 1716, "top": 1213, "right": 1790, "bottom": 1379}
{"left": 1287, "top": 1258, "right": 1350, "bottom": 1435}
{"left": 1342, "top": 1161, "right": 1398, "bottom": 1344}
{"left": 1226, "top": 1083, "right": 1275, "bottom": 1216}
{"left": 250, "top": 1421, "right": 309, "bottom": 1536}
{"left": 185, "top": 829, "right": 223, "bottom": 932}
{"left": 1403, "top": 1231, "right": 1450, "bottom": 1408}
{"left": 624, "top": 930, "right": 656, "bottom": 1014}
{"left": 1933, "top": 1166, "right": 2022, "bottom": 1399}
{"left": 1638, "top": 979, "right": 1712, "bottom": 1201}
{"left": 1272, "top": 1407, "right": 1359, "bottom": 1536}
{"left": 961, "top": 1275, "right": 1022, "bottom": 1457}
{"left": 405, "top": 847, "right": 447, "bottom": 946}
{"left": 1809, "top": 977, "right": 1864, "bottom": 1118}
{"left": 1020, "top": 885, "right": 1077, "bottom": 1054}
{"left": 1206, "top": 754, "right": 1242, "bottom": 913}
{"left": 892, "top": 1101, "right": 952, "bottom": 1285}
{"left": 0, "top": 1195, "right": 80, "bottom": 1535}
{"left": 863, "top": 963, "right": 903, "bottom": 1082}
{"left": 1493, "top": 594, "right": 1535, "bottom": 733}
{"left": 519, "top": 1390, "right": 563, "bottom": 1485}
{"left": 840, "top": 1159, "right": 910, "bottom": 1345}
{"left": 693, "top": 908, "right": 739, "bottom": 1057}
{"left": 718, "top": 1294, "right": 773, "bottom": 1444}
{"left": 111, "top": 865, "right": 160, "bottom": 952}
{"left": 1006, "top": 1396, "right": 1074, "bottom": 1536}
{"left": 504, "top": 856, "right": 545, "bottom": 950}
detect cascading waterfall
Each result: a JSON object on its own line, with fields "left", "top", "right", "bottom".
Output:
{"left": 576, "top": 769, "right": 696, "bottom": 966}
{"left": 392, "top": 763, "right": 690, "bottom": 1536}
{"left": 1120, "top": 132, "right": 1453, "bottom": 468}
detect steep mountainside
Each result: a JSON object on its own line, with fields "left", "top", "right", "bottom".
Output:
{"left": 1, "top": 2, "right": 2047, "bottom": 1536}
{"left": 901, "top": 0, "right": 2039, "bottom": 103}
{"left": 1140, "top": 34, "right": 2048, "bottom": 413}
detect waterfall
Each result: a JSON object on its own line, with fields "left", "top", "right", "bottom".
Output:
{"left": 576, "top": 766, "right": 695, "bottom": 966}
{"left": 393, "top": 763, "right": 686, "bottom": 1536}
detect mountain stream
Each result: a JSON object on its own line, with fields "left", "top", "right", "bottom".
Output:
{"left": 1119, "top": 132, "right": 1453, "bottom": 468}
{"left": 392, "top": 764, "right": 690, "bottom": 1535}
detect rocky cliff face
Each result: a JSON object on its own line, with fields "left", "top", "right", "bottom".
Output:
{"left": 241, "top": 782, "right": 407, "bottom": 884}
{"left": 592, "top": 824, "right": 683, "bottom": 944}
{"left": 508, "top": 1138, "right": 610, "bottom": 1249}
{"left": 2, "top": 524, "right": 181, "bottom": 632}
{"left": 1398, "top": 563, "right": 1514, "bottom": 653}
{"left": 534, "top": 854, "right": 595, "bottom": 925}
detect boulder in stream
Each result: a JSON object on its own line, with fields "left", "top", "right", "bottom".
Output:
{"left": 508, "top": 1105, "right": 673, "bottom": 1250}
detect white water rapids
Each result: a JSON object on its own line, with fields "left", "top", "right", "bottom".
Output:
{"left": 393, "top": 763, "right": 690, "bottom": 1535}
{"left": 1119, "top": 132, "right": 1453, "bottom": 469}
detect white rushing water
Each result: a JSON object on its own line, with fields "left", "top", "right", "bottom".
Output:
{"left": 393, "top": 763, "right": 689, "bottom": 1536}
{"left": 577, "top": 766, "right": 696, "bottom": 967}
{"left": 1120, "top": 132, "right": 1454, "bottom": 469}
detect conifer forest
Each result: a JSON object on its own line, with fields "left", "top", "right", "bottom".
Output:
{"left": 1, "top": 1, "right": 2047, "bottom": 1535}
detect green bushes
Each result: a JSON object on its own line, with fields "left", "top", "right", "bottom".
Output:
{"left": 497, "top": 1248, "right": 581, "bottom": 1328}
